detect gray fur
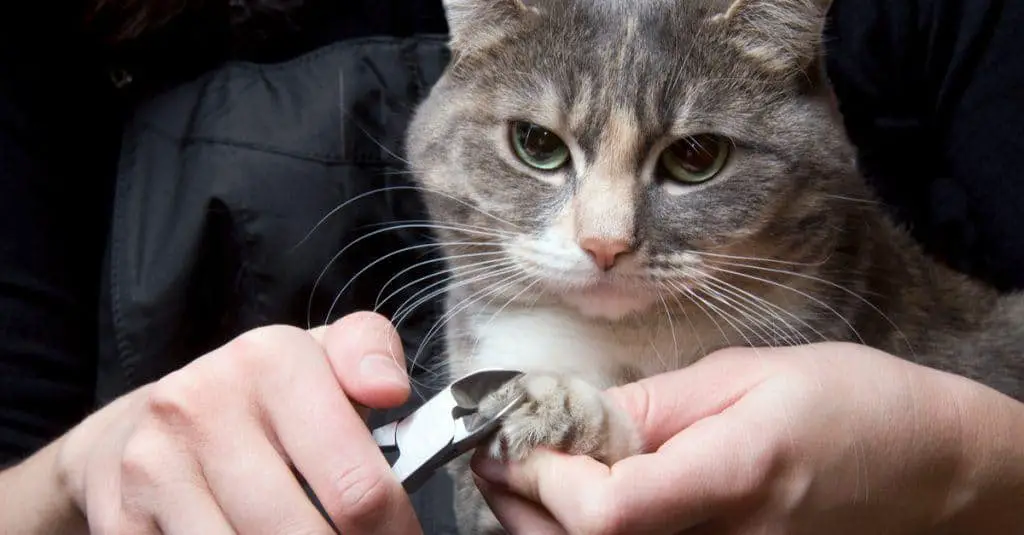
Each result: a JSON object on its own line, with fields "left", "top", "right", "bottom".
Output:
{"left": 404, "top": 0, "right": 1024, "bottom": 532}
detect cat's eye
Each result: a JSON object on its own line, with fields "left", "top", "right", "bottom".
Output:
{"left": 659, "top": 134, "right": 731, "bottom": 184}
{"left": 510, "top": 121, "right": 570, "bottom": 171}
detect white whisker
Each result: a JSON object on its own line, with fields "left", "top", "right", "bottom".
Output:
{"left": 666, "top": 281, "right": 733, "bottom": 350}
{"left": 693, "top": 270, "right": 819, "bottom": 346}
{"left": 323, "top": 241, "right": 506, "bottom": 326}
{"left": 294, "top": 185, "right": 522, "bottom": 254}
{"left": 391, "top": 265, "right": 520, "bottom": 331}
{"left": 703, "top": 258, "right": 916, "bottom": 356}
{"left": 394, "top": 267, "right": 524, "bottom": 397}
{"left": 310, "top": 223, "right": 507, "bottom": 327}
{"left": 824, "top": 194, "right": 881, "bottom": 205}
{"left": 375, "top": 254, "right": 509, "bottom": 310}
{"left": 339, "top": 107, "right": 412, "bottom": 166}
{"left": 694, "top": 283, "right": 780, "bottom": 348}
{"left": 408, "top": 272, "right": 535, "bottom": 391}
{"left": 689, "top": 249, "right": 830, "bottom": 267}
{"left": 379, "top": 261, "right": 515, "bottom": 321}
{"left": 657, "top": 292, "right": 678, "bottom": 371}
{"left": 703, "top": 263, "right": 867, "bottom": 346}
{"left": 358, "top": 219, "right": 517, "bottom": 239}
{"left": 686, "top": 283, "right": 768, "bottom": 349}
{"left": 657, "top": 281, "right": 708, "bottom": 361}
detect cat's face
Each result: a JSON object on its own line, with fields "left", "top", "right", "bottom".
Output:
{"left": 407, "top": 0, "right": 860, "bottom": 320}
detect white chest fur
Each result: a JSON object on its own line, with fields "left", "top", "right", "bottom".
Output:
{"left": 460, "top": 306, "right": 702, "bottom": 388}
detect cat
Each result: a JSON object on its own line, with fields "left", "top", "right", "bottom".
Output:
{"left": 403, "top": 0, "right": 1024, "bottom": 532}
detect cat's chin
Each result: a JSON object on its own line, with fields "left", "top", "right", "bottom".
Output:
{"left": 559, "top": 284, "right": 656, "bottom": 321}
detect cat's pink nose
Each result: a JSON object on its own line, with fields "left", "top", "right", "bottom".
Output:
{"left": 579, "top": 237, "right": 632, "bottom": 271}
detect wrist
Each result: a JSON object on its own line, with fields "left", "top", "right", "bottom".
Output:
{"left": 1, "top": 438, "right": 88, "bottom": 535}
{"left": 934, "top": 374, "right": 1024, "bottom": 533}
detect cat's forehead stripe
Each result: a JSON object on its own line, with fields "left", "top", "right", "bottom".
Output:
{"left": 672, "top": 90, "right": 698, "bottom": 136}
{"left": 616, "top": 16, "right": 639, "bottom": 71}
{"left": 568, "top": 77, "right": 595, "bottom": 134}
{"left": 535, "top": 82, "right": 565, "bottom": 131}
{"left": 593, "top": 106, "right": 642, "bottom": 179}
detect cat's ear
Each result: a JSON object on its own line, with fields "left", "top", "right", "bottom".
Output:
{"left": 713, "top": 0, "right": 831, "bottom": 75}
{"left": 442, "top": 0, "right": 543, "bottom": 56}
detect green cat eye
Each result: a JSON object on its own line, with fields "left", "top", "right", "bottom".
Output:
{"left": 659, "top": 134, "right": 731, "bottom": 184}
{"left": 510, "top": 121, "right": 570, "bottom": 171}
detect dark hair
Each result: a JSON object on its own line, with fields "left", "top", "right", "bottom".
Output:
{"left": 84, "top": 0, "right": 303, "bottom": 44}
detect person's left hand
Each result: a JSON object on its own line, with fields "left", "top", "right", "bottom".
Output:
{"left": 471, "top": 343, "right": 1024, "bottom": 535}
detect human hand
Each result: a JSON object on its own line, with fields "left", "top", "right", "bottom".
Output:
{"left": 54, "top": 312, "right": 420, "bottom": 535}
{"left": 474, "top": 343, "right": 1024, "bottom": 534}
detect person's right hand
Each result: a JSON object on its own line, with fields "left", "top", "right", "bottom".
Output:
{"left": 476, "top": 343, "right": 1024, "bottom": 534}
{"left": 54, "top": 312, "right": 420, "bottom": 535}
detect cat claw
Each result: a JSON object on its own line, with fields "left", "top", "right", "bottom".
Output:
{"left": 478, "top": 373, "right": 629, "bottom": 463}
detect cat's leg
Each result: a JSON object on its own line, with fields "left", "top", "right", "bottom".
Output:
{"left": 451, "top": 373, "right": 642, "bottom": 534}
{"left": 445, "top": 308, "right": 644, "bottom": 532}
{"left": 479, "top": 372, "right": 642, "bottom": 464}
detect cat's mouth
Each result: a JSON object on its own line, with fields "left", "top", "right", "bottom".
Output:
{"left": 557, "top": 277, "right": 659, "bottom": 320}
{"left": 575, "top": 279, "right": 636, "bottom": 298}
{"left": 503, "top": 239, "right": 663, "bottom": 319}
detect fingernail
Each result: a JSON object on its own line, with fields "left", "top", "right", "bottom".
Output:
{"left": 359, "top": 354, "right": 408, "bottom": 387}
{"left": 472, "top": 457, "right": 509, "bottom": 485}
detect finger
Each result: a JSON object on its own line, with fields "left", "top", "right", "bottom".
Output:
{"left": 112, "top": 422, "right": 238, "bottom": 535}
{"left": 605, "top": 346, "right": 786, "bottom": 449}
{"left": 145, "top": 441, "right": 235, "bottom": 535}
{"left": 140, "top": 376, "right": 333, "bottom": 535}
{"left": 482, "top": 408, "right": 775, "bottom": 534}
{"left": 475, "top": 475, "right": 567, "bottom": 535}
{"left": 305, "top": 315, "right": 385, "bottom": 420}
{"left": 248, "top": 327, "right": 420, "bottom": 535}
{"left": 80, "top": 394, "right": 146, "bottom": 535}
{"left": 322, "top": 312, "right": 411, "bottom": 409}
{"left": 200, "top": 422, "right": 333, "bottom": 534}
{"left": 154, "top": 488, "right": 235, "bottom": 535}
{"left": 309, "top": 324, "right": 329, "bottom": 344}
{"left": 308, "top": 321, "right": 370, "bottom": 421}
{"left": 87, "top": 448, "right": 156, "bottom": 535}
{"left": 475, "top": 451, "right": 636, "bottom": 534}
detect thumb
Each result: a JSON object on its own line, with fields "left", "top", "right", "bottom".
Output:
{"left": 318, "top": 311, "right": 412, "bottom": 410}
{"left": 606, "top": 347, "right": 780, "bottom": 450}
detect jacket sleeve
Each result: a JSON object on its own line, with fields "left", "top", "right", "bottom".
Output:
{"left": 0, "top": 9, "right": 122, "bottom": 464}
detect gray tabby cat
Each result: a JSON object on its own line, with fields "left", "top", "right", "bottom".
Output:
{"left": 403, "top": 0, "right": 1024, "bottom": 532}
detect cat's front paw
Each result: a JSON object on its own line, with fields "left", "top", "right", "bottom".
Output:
{"left": 478, "top": 373, "right": 641, "bottom": 464}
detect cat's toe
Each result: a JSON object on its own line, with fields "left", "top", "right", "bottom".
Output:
{"left": 479, "top": 373, "right": 641, "bottom": 463}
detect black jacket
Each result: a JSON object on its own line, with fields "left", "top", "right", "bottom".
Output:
{"left": 3, "top": 1, "right": 460, "bottom": 530}
{"left": 97, "top": 35, "right": 461, "bottom": 529}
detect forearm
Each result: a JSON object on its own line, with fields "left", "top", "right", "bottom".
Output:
{"left": 0, "top": 439, "right": 87, "bottom": 535}
{"left": 938, "top": 375, "right": 1024, "bottom": 533}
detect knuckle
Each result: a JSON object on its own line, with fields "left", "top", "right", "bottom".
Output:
{"left": 109, "top": 515, "right": 148, "bottom": 535}
{"left": 88, "top": 519, "right": 116, "bottom": 535}
{"left": 116, "top": 516, "right": 157, "bottom": 535}
{"left": 91, "top": 519, "right": 125, "bottom": 535}
{"left": 145, "top": 372, "right": 206, "bottom": 430}
{"left": 227, "top": 324, "right": 312, "bottom": 372}
{"left": 740, "top": 428, "right": 788, "bottom": 503}
{"left": 119, "top": 429, "right": 167, "bottom": 491}
{"left": 54, "top": 440, "right": 86, "bottom": 501}
{"left": 575, "top": 488, "right": 627, "bottom": 535}
{"left": 327, "top": 462, "right": 396, "bottom": 528}
{"left": 86, "top": 499, "right": 124, "bottom": 535}
{"left": 273, "top": 519, "right": 330, "bottom": 535}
